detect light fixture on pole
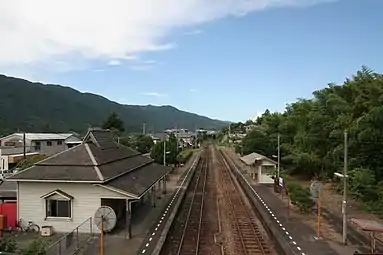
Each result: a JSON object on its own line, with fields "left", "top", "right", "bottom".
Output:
{"left": 333, "top": 131, "right": 348, "bottom": 246}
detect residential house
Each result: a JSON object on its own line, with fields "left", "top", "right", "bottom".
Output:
{"left": 240, "top": 152, "right": 277, "bottom": 184}
{"left": 175, "top": 132, "right": 196, "bottom": 148}
{"left": 8, "top": 129, "right": 172, "bottom": 233}
{"left": 0, "top": 132, "right": 82, "bottom": 157}
{"left": 149, "top": 133, "right": 168, "bottom": 144}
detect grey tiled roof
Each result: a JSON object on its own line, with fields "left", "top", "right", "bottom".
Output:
{"left": 9, "top": 165, "right": 99, "bottom": 181}
{"left": 88, "top": 143, "right": 139, "bottom": 165}
{"left": 37, "top": 144, "right": 94, "bottom": 166}
{"left": 98, "top": 154, "right": 153, "bottom": 180}
{"left": 0, "top": 180, "right": 17, "bottom": 198}
{"left": 8, "top": 130, "right": 173, "bottom": 196}
{"left": 104, "top": 163, "right": 170, "bottom": 197}
{"left": 240, "top": 152, "right": 277, "bottom": 166}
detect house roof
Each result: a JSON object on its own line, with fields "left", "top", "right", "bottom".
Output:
{"left": 240, "top": 152, "right": 277, "bottom": 166}
{"left": 0, "top": 180, "right": 17, "bottom": 198}
{"left": 1, "top": 133, "right": 76, "bottom": 141}
{"left": 151, "top": 133, "right": 168, "bottom": 141}
{"left": 176, "top": 133, "right": 196, "bottom": 138}
{"left": 104, "top": 163, "right": 170, "bottom": 197}
{"left": 41, "top": 189, "right": 74, "bottom": 200}
{"left": 8, "top": 129, "right": 172, "bottom": 198}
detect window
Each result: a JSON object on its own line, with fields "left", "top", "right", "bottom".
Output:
{"left": 46, "top": 141, "right": 52, "bottom": 146}
{"left": 46, "top": 199, "right": 71, "bottom": 218}
{"left": 57, "top": 140, "right": 63, "bottom": 145}
{"left": 4, "top": 141, "right": 16, "bottom": 147}
{"left": 42, "top": 190, "right": 73, "bottom": 219}
{"left": 34, "top": 141, "right": 41, "bottom": 151}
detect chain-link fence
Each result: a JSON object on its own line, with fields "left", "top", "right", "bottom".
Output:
{"left": 45, "top": 217, "right": 94, "bottom": 255}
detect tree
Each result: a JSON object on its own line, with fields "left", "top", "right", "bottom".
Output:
{"left": 16, "top": 155, "right": 47, "bottom": 170}
{"left": 102, "top": 112, "right": 125, "bottom": 133}
{"left": 241, "top": 67, "right": 383, "bottom": 214}
{"left": 132, "top": 134, "right": 154, "bottom": 154}
{"left": 150, "top": 133, "right": 178, "bottom": 165}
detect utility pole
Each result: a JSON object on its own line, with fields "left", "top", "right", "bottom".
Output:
{"left": 342, "top": 131, "right": 348, "bottom": 245}
{"left": 277, "top": 133, "right": 280, "bottom": 178}
{"left": 142, "top": 123, "right": 146, "bottom": 135}
{"left": 23, "top": 132, "right": 26, "bottom": 160}
{"left": 163, "top": 139, "right": 166, "bottom": 166}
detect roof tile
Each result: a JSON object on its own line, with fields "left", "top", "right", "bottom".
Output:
{"left": 104, "top": 163, "right": 171, "bottom": 197}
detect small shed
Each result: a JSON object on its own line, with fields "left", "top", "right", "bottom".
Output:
{"left": 240, "top": 152, "right": 277, "bottom": 184}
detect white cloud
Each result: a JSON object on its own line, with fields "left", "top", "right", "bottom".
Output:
{"left": 108, "top": 60, "right": 122, "bottom": 66}
{"left": 184, "top": 29, "right": 203, "bottom": 35}
{"left": 0, "top": 0, "right": 335, "bottom": 72}
{"left": 189, "top": 88, "right": 198, "bottom": 92}
{"left": 129, "top": 59, "right": 163, "bottom": 71}
{"left": 130, "top": 65, "right": 153, "bottom": 71}
{"left": 141, "top": 92, "right": 168, "bottom": 97}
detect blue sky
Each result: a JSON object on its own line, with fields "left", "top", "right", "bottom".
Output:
{"left": 1, "top": 0, "right": 382, "bottom": 122}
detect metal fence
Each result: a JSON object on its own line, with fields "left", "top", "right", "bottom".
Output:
{"left": 45, "top": 217, "right": 94, "bottom": 255}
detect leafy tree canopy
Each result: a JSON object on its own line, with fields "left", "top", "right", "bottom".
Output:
{"left": 240, "top": 67, "right": 383, "bottom": 214}
{"left": 102, "top": 112, "right": 125, "bottom": 133}
{"left": 16, "top": 155, "right": 48, "bottom": 170}
{"left": 121, "top": 134, "right": 154, "bottom": 154}
{"left": 150, "top": 133, "right": 178, "bottom": 165}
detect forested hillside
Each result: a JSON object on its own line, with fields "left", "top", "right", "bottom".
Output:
{"left": 0, "top": 74, "right": 228, "bottom": 135}
{"left": 241, "top": 67, "right": 383, "bottom": 213}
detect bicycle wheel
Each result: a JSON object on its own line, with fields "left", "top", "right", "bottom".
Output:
{"left": 29, "top": 224, "right": 40, "bottom": 233}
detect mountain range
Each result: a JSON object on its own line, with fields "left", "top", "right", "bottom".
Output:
{"left": 0, "top": 74, "right": 229, "bottom": 135}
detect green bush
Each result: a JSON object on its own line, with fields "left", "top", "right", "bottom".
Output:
{"left": 21, "top": 238, "right": 50, "bottom": 255}
{"left": 0, "top": 236, "right": 18, "bottom": 253}
{"left": 286, "top": 182, "right": 313, "bottom": 213}
{"left": 177, "top": 149, "right": 193, "bottom": 164}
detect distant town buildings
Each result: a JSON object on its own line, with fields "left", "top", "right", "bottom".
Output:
{"left": 0, "top": 132, "right": 82, "bottom": 172}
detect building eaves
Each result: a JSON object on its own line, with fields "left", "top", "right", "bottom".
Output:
{"left": 103, "top": 162, "right": 172, "bottom": 198}
{"left": 19, "top": 133, "right": 73, "bottom": 141}
{"left": 40, "top": 189, "right": 74, "bottom": 200}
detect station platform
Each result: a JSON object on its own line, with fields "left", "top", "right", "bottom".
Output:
{"left": 83, "top": 151, "right": 200, "bottom": 255}
{"left": 249, "top": 184, "right": 339, "bottom": 255}
{"left": 223, "top": 149, "right": 346, "bottom": 255}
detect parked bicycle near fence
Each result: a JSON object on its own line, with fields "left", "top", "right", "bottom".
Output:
{"left": 16, "top": 218, "right": 40, "bottom": 233}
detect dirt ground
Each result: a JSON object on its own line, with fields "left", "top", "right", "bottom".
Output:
{"left": 285, "top": 175, "right": 383, "bottom": 243}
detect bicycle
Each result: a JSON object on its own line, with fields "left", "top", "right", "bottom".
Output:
{"left": 16, "top": 219, "right": 40, "bottom": 233}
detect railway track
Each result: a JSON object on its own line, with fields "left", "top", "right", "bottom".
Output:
{"left": 160, "top": 147, "right": 209, "bottom": 255}
{"left": 160, "top": 145, "right": 273, "bottom": 255}
{"left": 198, "top": 147, "right": 222, "bottom": 255}
{"left": 216, "top": 148, "right": 272, "bottom": 255}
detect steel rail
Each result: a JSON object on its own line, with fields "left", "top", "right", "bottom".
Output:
{"left": 218, "top": 149, "right": 270, "bottom": 254}
{"left": 176, "top": 152, "right": 208, "bottom": 255}
{"left": 195, "top": 150, "right": 209, "bottom": 255}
